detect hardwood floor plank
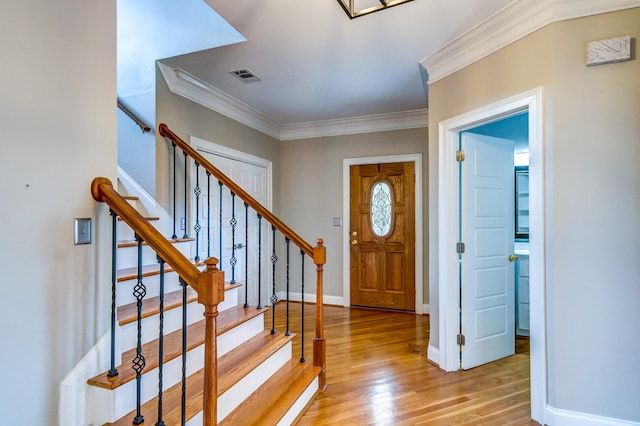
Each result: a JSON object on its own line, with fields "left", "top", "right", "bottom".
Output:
{"left": 266, "top": 303, "right": 539, "bottom": 425}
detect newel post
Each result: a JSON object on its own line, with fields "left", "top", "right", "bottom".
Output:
{"left": 197, "top": 257, "right": 225, "bottom": 426}
{"left": 313, "top": 239, "right": 327, "bottom": 391}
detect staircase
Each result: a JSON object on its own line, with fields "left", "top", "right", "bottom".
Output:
{"left": 81, "top": 124, "right": 326, "bottom": 425}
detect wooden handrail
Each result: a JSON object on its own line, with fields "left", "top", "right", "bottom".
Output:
{"left": 159, "top": 123, "right": 314, "bottom": 258}
{"left": 92, "top": 177, "right": 201, "bottom": 290}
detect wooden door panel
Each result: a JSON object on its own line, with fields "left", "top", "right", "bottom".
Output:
{"left": 350, "top": 162, "right": 415, "bottom": 311}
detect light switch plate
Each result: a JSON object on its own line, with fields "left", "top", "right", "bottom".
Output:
{"left": 74, "top": 218, "right": 92, "bottom": 245}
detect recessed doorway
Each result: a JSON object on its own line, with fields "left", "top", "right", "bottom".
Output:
{"left": 434, "top": 87, "right": 546, "bottom": 422}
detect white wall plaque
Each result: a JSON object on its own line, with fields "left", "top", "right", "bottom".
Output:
{"left": 586, "top": 36, "right": 631, "bottom": 66}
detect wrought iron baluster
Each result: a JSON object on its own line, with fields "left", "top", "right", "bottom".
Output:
{"left": 180, "top": 278, "right": 187, "bottom": 426}
{"left": 285, "top": 238, "right": 291, "bottom": 336}
{"left": 172, "top": 143, "right": 177, "bottom": 239}
{"left": 244, "top": 203, "right": 249, "bottom": 308}
{"left": 230, "top": 192, "right": 237, "bottom": 284}
{"left": 257, "top": 214, "right": 263, "bottom": 309}
{"left": 156, "top": 256, "right": 166, "bottom": 426}
{"left": 270, "top": 226, "right": 278, "bottom": 334}
{"left": 300, "top": 250, "right": 306, "bottom": 362}
{"left": 132, "top": 234, "right": 147, "bottom": 425}
{"left": 207, "top": 172, "right": 211, "bottom": 258}
{"left": 107, "top": 209, "right": 118, "bottom": 377}
{"left": 183, "top": 151, "right": 188, "bottom": 239}
{"left": 194, "top": 162, "right": 201, "bottom": 262}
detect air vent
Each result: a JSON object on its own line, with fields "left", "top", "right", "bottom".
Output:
{"left": 229, "top": 69, "right": 261, "bottom": 83}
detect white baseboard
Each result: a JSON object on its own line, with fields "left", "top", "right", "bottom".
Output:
{"left": 545, "top": 405, "right": 640, "bottom": 426}
{"left": 427, "top": 344, "right": 440, "bottom": 366}
{"left": 422, "top": 304, "right": 430, "bottom": 314}
{"left": 59, "top": 332, "right": 112, "bottom": 426}
{"left": 277, "top": 291, "right": 344, "bottom": 307}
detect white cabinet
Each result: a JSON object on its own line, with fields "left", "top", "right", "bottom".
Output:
{"left": 516, "top": 255, "right": 529, "bottom": 336}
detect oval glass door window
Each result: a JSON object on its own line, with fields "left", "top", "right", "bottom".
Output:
{"left": 371, "top": 181, "right": 392, "bottom": 237}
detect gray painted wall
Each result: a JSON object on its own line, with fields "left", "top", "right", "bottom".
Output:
{"left": 280, "top": 129, "right": 429, "bottom": 303}
{"left": 428, "top": 8, "right": 640, "bottom": 421}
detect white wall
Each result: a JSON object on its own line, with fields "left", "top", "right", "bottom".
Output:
{"left": 0, "top": 1, "right": 117, "bottom": 424}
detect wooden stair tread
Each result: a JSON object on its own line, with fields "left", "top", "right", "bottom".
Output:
{"left": 219, "top": 360, "right": 322, "bottom": 426}
{"left": 116, "top": 282, "right": 243, "bottom": 326}
{"left": 104, "top": 330, "right": 295, "bottom": 426}
{"left": 88, "top": 305, "right": 269, "bottom": 390}
{"left": 116, "top": 236, "right": 193, "bottom": 249}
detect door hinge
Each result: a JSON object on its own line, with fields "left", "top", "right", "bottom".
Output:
{"left": 456, "top": 242, "right": 465, "bottom": 254}
{"left": 456, "top": 150, "right": 465, "bottom": 162}
{"left": 457, "top": 334, "right": 466, "bottom": 346}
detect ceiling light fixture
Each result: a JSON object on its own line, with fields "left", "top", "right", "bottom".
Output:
{"left": 337, "top": 0, "right": 414, "bottom": 19}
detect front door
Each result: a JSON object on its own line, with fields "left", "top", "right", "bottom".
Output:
{"left": 460, "top": 132, "right": 515, "bottom": 369}
{"left": 350, "top": 162, "right": 415, "bottom": 311}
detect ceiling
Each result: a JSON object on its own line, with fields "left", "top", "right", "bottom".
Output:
{"left": 118, "top": 0, "right": 515, "bottom": 133}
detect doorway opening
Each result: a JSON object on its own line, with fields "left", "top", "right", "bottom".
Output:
{"left": 435, "top": 87, "right": 546, "bottom": 423}
{"left": 191, "top": 136, "right": 273, "bottom": 307}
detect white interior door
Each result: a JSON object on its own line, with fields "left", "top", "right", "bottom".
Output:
{"left": 195, "top": 149, "right": 271, "bottom": 308}
{"left": 460, "top": 132, "right": 515, "bottom": 369}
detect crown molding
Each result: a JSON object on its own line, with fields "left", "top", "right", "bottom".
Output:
{"left": 279, "top": 109, "right": 428, "bottom": 141}
{"left": 158, "top": 62, "right": 282, "bottom": 139}
{"left": 420, "top": 0, "right": 640, "bottom": 85}
{"left": 159, "top": 61, "right": 428, "bottom": 141}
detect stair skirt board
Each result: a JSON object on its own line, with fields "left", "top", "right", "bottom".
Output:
{"left": 59, "top": 332, "right": 112, "bottom": 426}
{"left": 90, "top": 313, "right": 266, "bottom": 424}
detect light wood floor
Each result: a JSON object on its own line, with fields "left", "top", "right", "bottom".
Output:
{"left": 268, "top": 302, "right": 539, "bottom": 426}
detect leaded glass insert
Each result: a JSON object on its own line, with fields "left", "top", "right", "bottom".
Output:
{"left": 371, "top": 181, "right": 392, "bottom": 237}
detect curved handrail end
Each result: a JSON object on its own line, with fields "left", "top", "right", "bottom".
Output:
{"left": 91, "top": 177, "right": 114, "bottom": 202}
{"left": 158, "top": 123, "right": 170, "bottom": 137}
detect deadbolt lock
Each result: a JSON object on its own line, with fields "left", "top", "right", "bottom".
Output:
{"left": 351, "top": 231, "right": 358, "bottom": 237}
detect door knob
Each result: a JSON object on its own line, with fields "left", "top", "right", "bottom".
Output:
{"left": 351, "top": 239, "right": 358, "bottom": 245}
{"left": 508, "top": 254, "right": 519, "bottom": 262}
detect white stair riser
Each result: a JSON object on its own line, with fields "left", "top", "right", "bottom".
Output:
{"left": 217, "top": 314, "right": 264, "bottom": 358}
{"left": 277, "top": 375, "right": 319, "bottom": 426}
{"left": 94, "top": 312, "right": 265, "bottom": 423}
{"left": 117, "top": 241, "right": 192, "bottom": 271}
{"left": 92, "top": 345, "right": 206, "bottom": 423}
{"left": 117, "top": 271, "right": 185, "bottom": 306}
{"left": 120, "top": 302, "right": 204, "bottom": 353}
{"left": 217, "top": 342, "right": 292, "bottom": 422}
{"left": 117, "top": 272, "right": 237, "bottom": 310}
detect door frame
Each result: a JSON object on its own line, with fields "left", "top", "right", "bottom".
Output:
{"left": 342, "top": 154, "right": 424, "bottom": 314}
{"left": 190, "top": 136, "right": 273, "bottom": 303}
{"left": 436, "top": 87, "right": 546, "bottom": 422}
